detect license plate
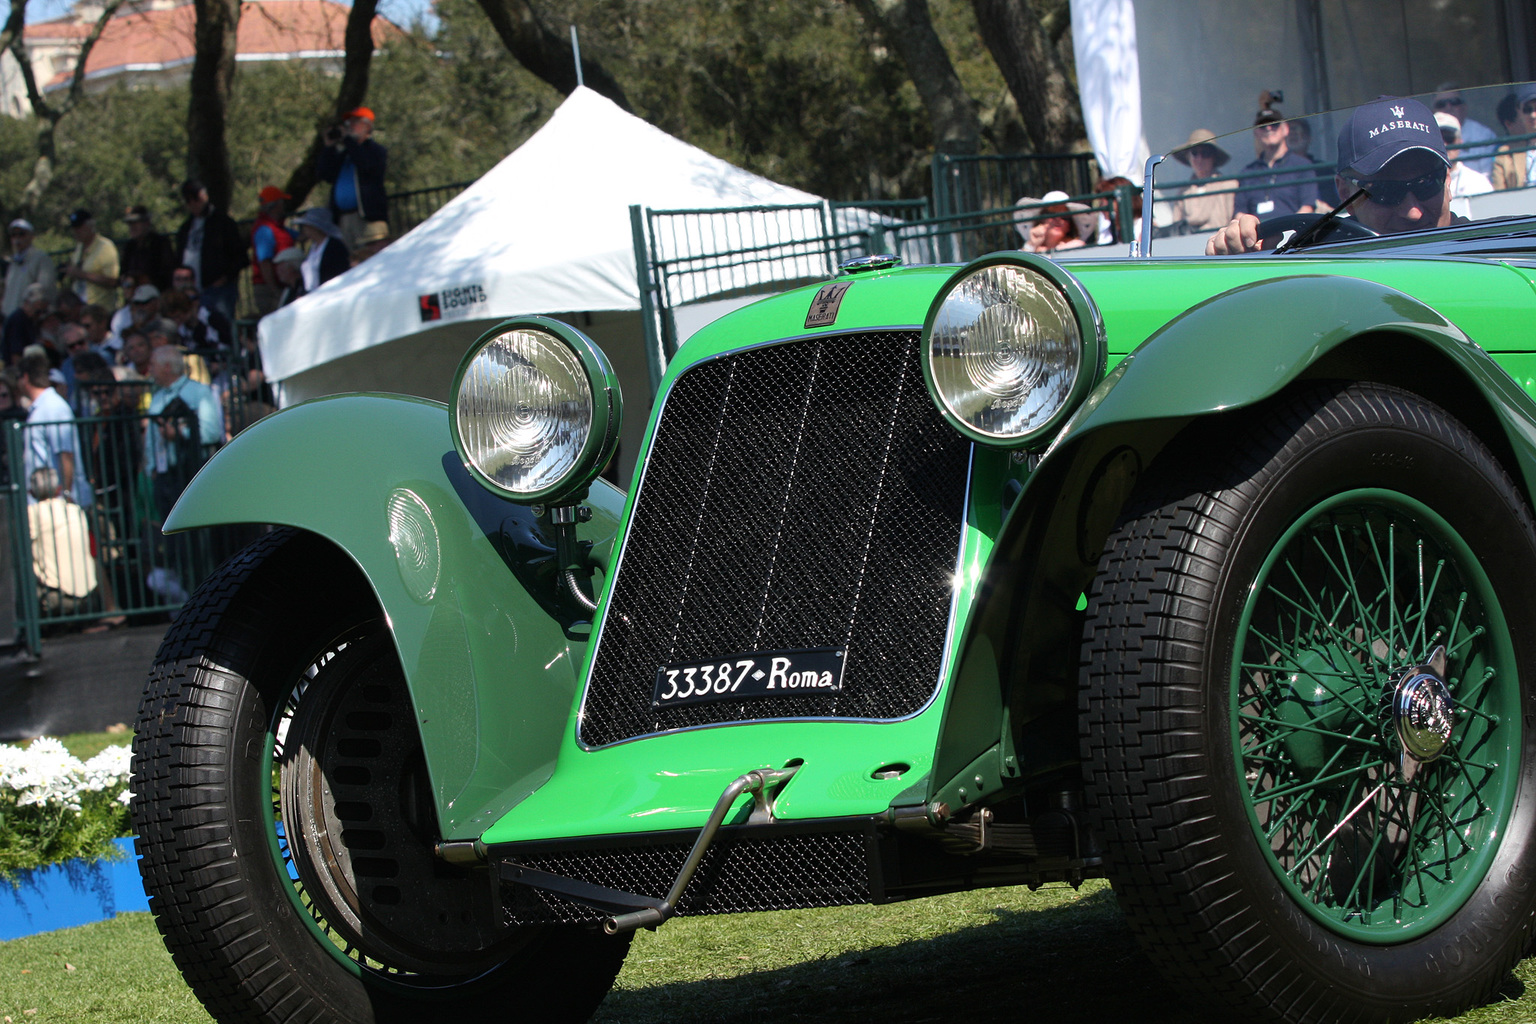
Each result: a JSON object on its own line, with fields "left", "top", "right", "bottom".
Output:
{"left": 653, "top": 647, "right": 846, "bottom": 709}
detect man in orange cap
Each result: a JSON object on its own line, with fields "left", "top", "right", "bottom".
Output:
{"left": 316, "top": 105, "right": 388, "bottom": 256}
{"left": 251, "top": 185, "right": 294, "bottom": 315}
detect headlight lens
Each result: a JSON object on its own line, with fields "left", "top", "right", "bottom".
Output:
{"left": 923, "top": 257, "right": 1101, "bottom": 446}
{"left": 451, "top": 318, "right": 621, "bottom": 503}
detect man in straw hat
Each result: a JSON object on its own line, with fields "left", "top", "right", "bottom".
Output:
{"left": 1170, "top": 129, "right": 1237, "bottom": 232}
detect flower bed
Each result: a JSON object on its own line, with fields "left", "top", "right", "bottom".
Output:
{"left": 0, "top": 738, "right": 132, "bottom": 882}
{"left": 0, "top": 738, "right": 139, "bottom": 940}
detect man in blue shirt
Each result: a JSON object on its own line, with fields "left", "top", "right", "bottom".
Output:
{"left": 1235, "top": 107, "right": 1319, "bottom": 220}
{"left": 145, "top": 345, "right": 221, "bottom": 520}
{"left": 316, "top": 106, "right": 388, "bottom": 255}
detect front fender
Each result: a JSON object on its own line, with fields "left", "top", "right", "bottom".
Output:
{"left": 167, "top": 394, "right": 625, "bottom": 839}
{"left": 930, "top": 273, "right": 1536, "bottom": 810}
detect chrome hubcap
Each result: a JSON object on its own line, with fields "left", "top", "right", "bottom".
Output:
{"left": 1388, "top": 645, "right": 1455, "bottom": 779}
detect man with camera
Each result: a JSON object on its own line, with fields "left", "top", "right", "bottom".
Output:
{"left": 316, "top": 106, "right": 388, "bottom": 256}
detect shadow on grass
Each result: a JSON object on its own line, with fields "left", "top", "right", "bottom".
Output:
{"left": 594, "top": 888, "right": 1194, "bottom": 1024}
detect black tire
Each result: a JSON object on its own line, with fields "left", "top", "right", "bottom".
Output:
{"left": 132, "top": 529, "right": 629, "bottom": 1024}
{"left": 1081, "top": 382, "right": 1536, "bottom": 1023}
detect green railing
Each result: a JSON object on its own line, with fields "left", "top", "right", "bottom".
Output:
{"left": 3, "top": 370, "right": 267, "bottom": 654}
{"left": 630, "top": 198, "right": 930, "bottom": 391}
{"left": 932, "top": 152, "right": 1102, "bottom": 221}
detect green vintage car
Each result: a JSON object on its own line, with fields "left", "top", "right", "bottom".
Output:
{"left": 134, "top": 85, "right": 1536, "bottom": 1023}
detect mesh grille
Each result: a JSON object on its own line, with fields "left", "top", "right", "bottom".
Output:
{"left": 502, "top": 831, "right": 871, "bottom": 925}
{"left": 581, "top": 330, "right": 970, "bottom": 746}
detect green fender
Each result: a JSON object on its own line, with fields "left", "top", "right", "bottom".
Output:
{"left": 929, "top": 272, "right": 1536, "bottom": 812}
{"left": 165, "top": 393, "right": 625, "bottom": 840}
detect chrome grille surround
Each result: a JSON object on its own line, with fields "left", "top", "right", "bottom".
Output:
{"left": 578, "top": 329, "right": 972, "bottom": 748}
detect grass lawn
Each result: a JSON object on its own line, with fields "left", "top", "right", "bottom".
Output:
{"left": 5, "top": 732, "right": 1535, "bottom": 1021}
{"left": 3, "top": 882, "right": 1536, "bottom": 1023}
{"left": 19, "top": 731, "right": 131, "bottom": 761}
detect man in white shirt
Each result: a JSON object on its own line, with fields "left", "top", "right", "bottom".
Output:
{"left": 1436, "top": 112, "right": 1493, "bottom": 218}
{"left": 1432, "top": 86, "right": 1498, "bottom": 177}
{"left": 19, "top": 349, "right": 91, "bottom": 507}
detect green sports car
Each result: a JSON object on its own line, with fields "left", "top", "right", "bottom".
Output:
{"left": 134, "top": 85, "right": 1536, "bottom": 1023}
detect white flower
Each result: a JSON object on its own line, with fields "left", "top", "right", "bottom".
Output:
{"left": 0, "top": 739, "right": 131, "bottom": 811}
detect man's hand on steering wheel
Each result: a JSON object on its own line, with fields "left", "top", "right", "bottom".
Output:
{"left": 1206, "top": 211, "right": 1377, "bottom": 255}
{"left": 1206, "top": 213, "right": 1262, "bottom": 254}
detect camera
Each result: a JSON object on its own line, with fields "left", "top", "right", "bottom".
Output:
{"left": 324, "top": 125, "right": 343, "bottom": 144}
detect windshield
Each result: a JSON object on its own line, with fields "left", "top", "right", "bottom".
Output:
{"left": 1142, "top": 81, "right": 1536, "bottom": 256}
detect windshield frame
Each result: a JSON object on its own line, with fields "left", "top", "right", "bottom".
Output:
{"left": 1139, "top": 82, "right": 1536, "bottom": 257}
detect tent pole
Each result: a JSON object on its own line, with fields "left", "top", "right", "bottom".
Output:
{"left": 570, "top": 26, "right": 584, "bottom": 89}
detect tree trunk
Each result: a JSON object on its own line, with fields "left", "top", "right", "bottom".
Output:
{"left": 281, "top": 0, "right": 379, "bottom": 209}
{"left": 971, "top": 0, "right": 1084, "bottom": 154}
{"left": 846, "top": 0, "right": 980, "bottom": 156}
{"left": 187, "top": 0, "right": 242, "bottom": 210}
{"left": 474, "top": 0, "right": 630, "bottom": 111}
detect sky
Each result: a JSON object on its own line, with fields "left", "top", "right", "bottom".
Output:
{"left": 21, "top": 0, "right": 439, "bottom": 33}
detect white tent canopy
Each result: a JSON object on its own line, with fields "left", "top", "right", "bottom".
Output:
{"left": 258, "top": 85, "right": 827, "bottom": 401}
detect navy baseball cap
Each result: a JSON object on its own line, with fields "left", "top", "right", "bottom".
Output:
{"left": 1336, "top": 96, "right": 1448, "bottom": 177}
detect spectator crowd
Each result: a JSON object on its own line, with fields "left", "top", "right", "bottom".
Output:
{"left": 1015, "top": 82, "right": 1536, "bottom": 253}
{"left": 0, "top": 106, "right": 391, "bottom": 635}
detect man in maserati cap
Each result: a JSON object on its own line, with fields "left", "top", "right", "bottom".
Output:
{"left": 1209, "top": 95, "right": 1453, "bottom": 253}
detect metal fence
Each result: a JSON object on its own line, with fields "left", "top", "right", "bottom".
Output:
{"left": 2, "top": 369, "right": 266, "bottom": 654}
{"left": 932, "top": 152, "right": 1102, "bottom": 221}
{"left": 631, "top": 198, "right": 930, "bottom": 389}
{"left": 384, "top": 180, "right": 474, "bottom": 239}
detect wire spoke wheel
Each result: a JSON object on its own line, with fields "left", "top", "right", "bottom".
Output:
{"left": 266, "top": 623, "right": 526, "bottom": 982}
{"left": 1081, "top": 383, "right": 1536, "bottom": 1023}
{"left": 1234, "top": 490, "right": 1518, "bottom": 940}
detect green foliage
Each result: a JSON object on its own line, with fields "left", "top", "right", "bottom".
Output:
{"left": 0, "top": 787, "right": 128, "bottom": 884}
{"left": 0, "top": 0, "right": 1023, "bottom": 249}
{"left": 0, "top": 739, "right": 132, "bottom": 885}
{"left": 536, "top": 0, "right": 1013, "bottom": 198}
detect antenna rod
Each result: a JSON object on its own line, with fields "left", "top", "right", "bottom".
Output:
{"left": 570, "top": 25, "right": 584, "bottom": 89}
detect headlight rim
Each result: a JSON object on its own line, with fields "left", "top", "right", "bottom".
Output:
{"left": 449, "top": 315, "right": 622, "bottom": 505}
{"left": 920, "top": 251, "right": 1106, "bottom": 448}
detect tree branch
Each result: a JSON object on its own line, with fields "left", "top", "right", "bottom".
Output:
{"left": 0, "top": 0, "right": 26, "bottom": 62}
{"left": 61, "top": 0, "right": 128, "bottom": 115}
{"left": 10, "top": 32, "right": 50, "bottom": 122}
{"left": 473, "top": 0, "right": 630, "bottom": 111}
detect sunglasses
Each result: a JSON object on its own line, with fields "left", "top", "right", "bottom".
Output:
{"left": 1433, "top": 98, "right": 1465, "bottom": 109}
{"left": 1255, "top": 122, "right": 1284, "bottom": 133}
{"left": 1347, "top": 171, "right": 1445, "bottom": 206}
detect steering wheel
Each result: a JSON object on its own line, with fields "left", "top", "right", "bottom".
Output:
{"left": 1255, "top": 212, "right": 1377, "bottom": 249}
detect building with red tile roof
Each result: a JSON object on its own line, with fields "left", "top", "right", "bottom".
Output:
{"left": 1, "top": 0, "right": 402, "bottom": 117}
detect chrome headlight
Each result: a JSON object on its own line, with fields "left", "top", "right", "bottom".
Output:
{"left": 450, "top": 317, "right": 622, "bottom": 504}
{"left": 922, "top": 254, "right": 1104, "bottom": 447}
